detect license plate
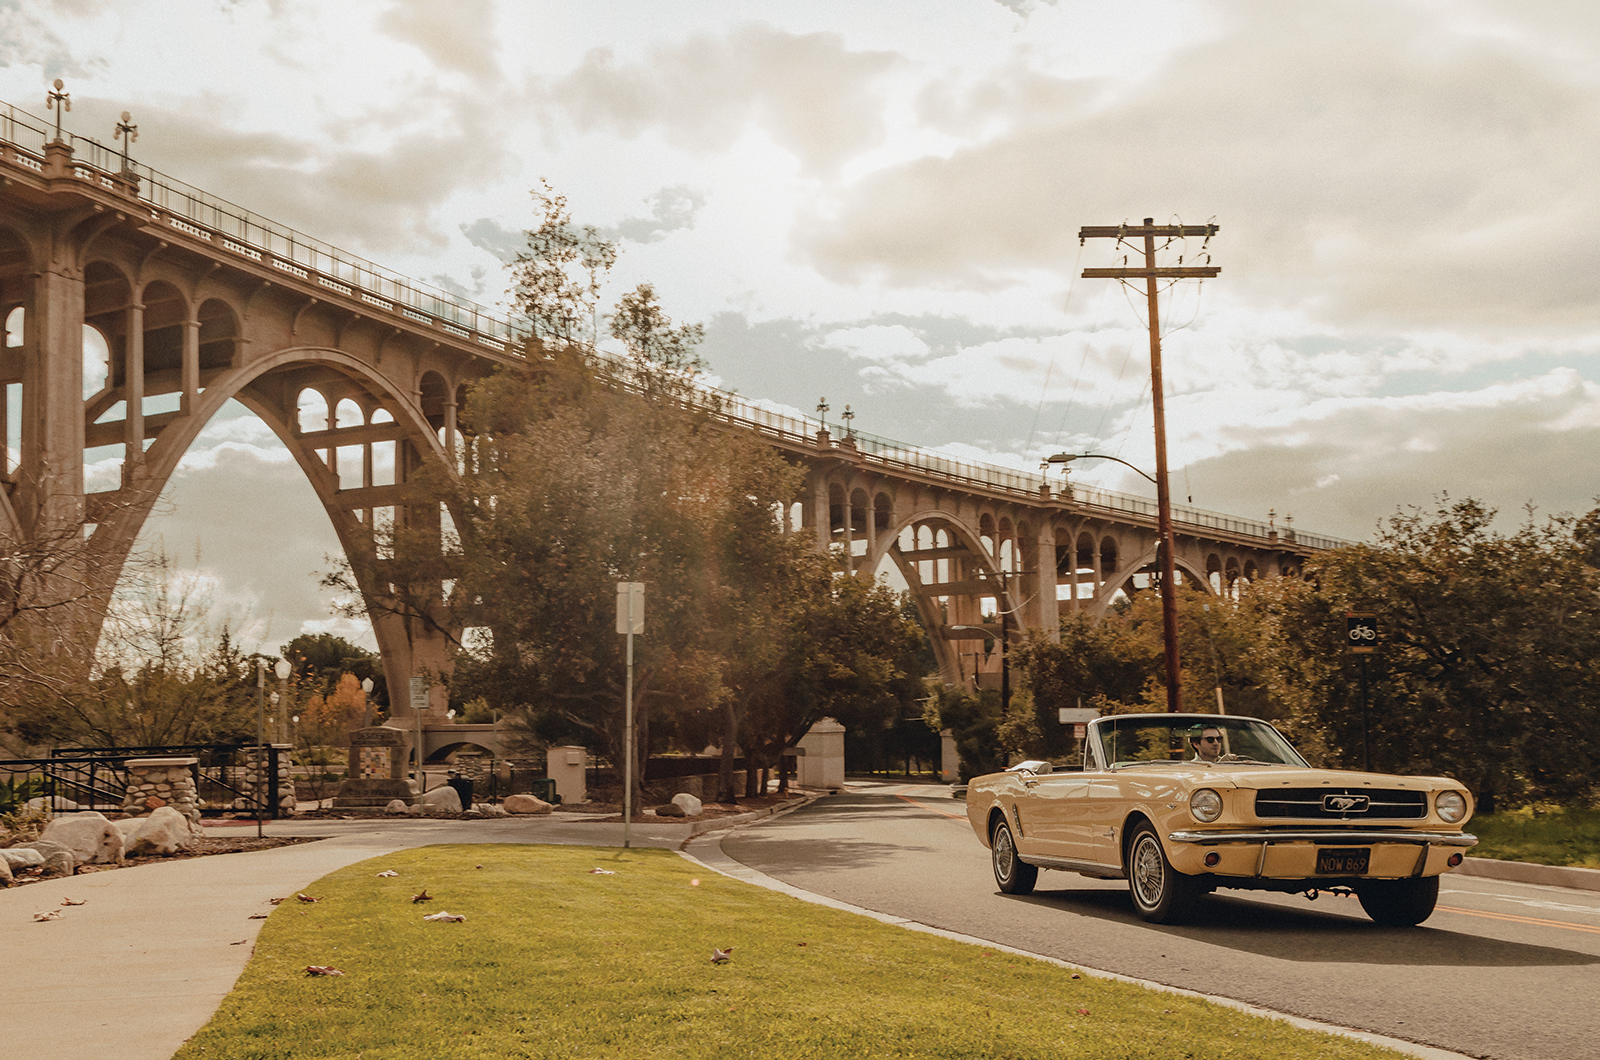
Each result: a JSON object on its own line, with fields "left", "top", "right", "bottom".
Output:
{"left": 1316, "top": 847, "right": 1370, "bottom": 874}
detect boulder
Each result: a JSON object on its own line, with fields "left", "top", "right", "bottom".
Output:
{"left": 24, "top": 795, "right": 80, "bottom": 813}
{"left": 477, "top": 803, "right": 509, "bottom": 817}
{"left": 421, "top": 786, "right": 462, "bottom": 814}
{"left": 17, "top": 840, "right": 77, "bottom": 877}
{"left": 385, "top": 799, "right": 410, "bottom": 815}
{"left": 114, "top": 818, "right": 143, "bottom": 842}
{"left": 503, "top": 793, "right": 553, "bottom": 815}
{"left": 671, "top": 793, "right": 704, "bottom": 817}
{"left": 126, "top": 806, "right": 198, "bottom": 857}
{"left": 654, "top": 802, "right": 686, "bottom": 817}
{"left": 0, "top": 856, "right": 11, "bottom": 886}
{"left": 0, "top": 847, "right": 45, "bottom": 869}
{"left": 40, "top": 813, "right": 125, "bottom": 866}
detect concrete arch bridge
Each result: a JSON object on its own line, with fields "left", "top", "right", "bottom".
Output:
{"left": 0, "top": 105, "right": 1340, "bottom": 759}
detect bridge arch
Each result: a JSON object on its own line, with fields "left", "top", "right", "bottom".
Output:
{"left": 82, "top": 343, "right": 465, "bottom": 716}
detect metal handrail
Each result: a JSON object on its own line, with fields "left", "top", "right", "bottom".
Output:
{"left": 0, "top": 98, "right": 1348, "bottom": 552}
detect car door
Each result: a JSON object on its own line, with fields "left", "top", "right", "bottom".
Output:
{"left": 1018, "top": 772, "right": 1093, "bottom": 861}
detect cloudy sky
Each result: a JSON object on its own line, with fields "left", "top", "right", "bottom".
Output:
{"left": 5, "top": 1, "right": 1598, "bottom": 652}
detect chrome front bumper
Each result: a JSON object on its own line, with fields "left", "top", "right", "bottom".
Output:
{"left": 1167, "top": 829, "right": 1478, "bottom": 847}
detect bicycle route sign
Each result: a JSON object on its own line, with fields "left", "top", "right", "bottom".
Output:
{"left": 1346, "top": 612, "right": 1378, "bottom": 654}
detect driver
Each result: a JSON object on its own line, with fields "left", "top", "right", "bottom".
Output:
{"left": 1192, "top": 727, "right": 1223, "bottom": 763}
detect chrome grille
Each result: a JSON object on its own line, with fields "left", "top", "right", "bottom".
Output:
{"left": 1254, "top": 787, "right": 1426, "bottom": 820}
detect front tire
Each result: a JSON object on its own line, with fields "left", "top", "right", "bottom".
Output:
{"left": 1126, "top": 823, "right": 1200, "bottom": 923}
{"left": 1356, "top": 876, "right": 1439, "bottom": 927}
{"left": 991, "top": 818, "right": 1038, "bottom": 895}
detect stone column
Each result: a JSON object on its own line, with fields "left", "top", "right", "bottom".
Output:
{"left": 180, "top": 316, "right": 199, "bottom": 414}
{"left": 123, "top": 298, "right": 144, "bottom": 481}
{"left": 121, "top": 757, "right": 200, "bottom": 823}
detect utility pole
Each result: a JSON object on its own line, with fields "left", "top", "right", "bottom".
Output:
{"left": 1080, "top": 219, "right": 1219, "bottom": 712}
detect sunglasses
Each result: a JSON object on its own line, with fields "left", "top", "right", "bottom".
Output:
{"left": 1199, "top": 736, "right": 1221, "bottom": 743}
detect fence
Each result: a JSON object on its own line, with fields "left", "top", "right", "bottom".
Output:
{"left": 2, "top": 744, "right": 289, "bottom": 818}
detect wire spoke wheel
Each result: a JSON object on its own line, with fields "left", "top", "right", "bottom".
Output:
{"left": 990, "top": 818, "right": 1037, "bottom": 895}
{"left": 1125, "top": 822, "right": 1197, "bottom": 923}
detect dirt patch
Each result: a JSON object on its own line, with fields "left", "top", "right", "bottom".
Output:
{"left": 290, "top": 791, "right": 807, "bottom": 824}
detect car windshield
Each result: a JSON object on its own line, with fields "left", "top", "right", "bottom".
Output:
{"left": 1093, "top": 716, "right": 1308, "bottom": 769}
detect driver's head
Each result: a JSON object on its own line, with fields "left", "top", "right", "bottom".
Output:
{"left": 1196, "top": 728, "right": 1223, "bottom": 761}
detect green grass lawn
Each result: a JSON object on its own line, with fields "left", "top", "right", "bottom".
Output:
{"left": 173, "top": 844, "right": 1415, "bottom": 1060}
{"left": 1470, "top": 806, "right": 1600, "bottom": 868}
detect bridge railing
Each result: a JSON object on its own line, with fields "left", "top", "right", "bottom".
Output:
{"left": 0, "top": 102, "right": 531, "bottom": 353}
{"left": 710, "top": 391, "right": 1347, "bottom": 550}
{"left": 0, "top": 101, "right": 1346, "bottom": 553}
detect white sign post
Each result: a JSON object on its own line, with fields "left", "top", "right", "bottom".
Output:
{"left": 616, "top": 582, "right": 645, "bottom": 848}
{"left": 410, "top": 677, "right": 428, "bottom": 788}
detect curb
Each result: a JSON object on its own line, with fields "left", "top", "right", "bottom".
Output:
{"left": 1457, "top": 855, "right": 1600, "bottom": 892}
{"left": 682, "top": 790, "right": 823, "bottom": 838}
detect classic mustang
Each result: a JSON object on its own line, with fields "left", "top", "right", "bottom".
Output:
{"left": 966, "top": 713, "right": 1476, "bottom": 926}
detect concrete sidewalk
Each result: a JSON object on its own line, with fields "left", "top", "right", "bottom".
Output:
{"left": 0, "top": 811, "right": 763, "bottom": 1060}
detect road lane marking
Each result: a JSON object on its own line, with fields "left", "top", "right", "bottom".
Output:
{"left": 893, "top": 793, "right": 968, "bottom": 821}
{"left": 1437, "top": 904, "right": 1600, "bottom": 936}
{"left": 1441, "top": 888, "right": 1600, "bottom": 917}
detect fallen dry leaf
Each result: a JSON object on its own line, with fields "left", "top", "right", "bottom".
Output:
{"left": 295, "top": 894, "right": 321, "bottom": 904}
{"left": 376, "top": 870, "right": 399, "bottom": 878}
{"left": 589, "top": 868, "right": 616, "bottom": 875}
{"left": 711, "top": 947, "right": 734, "bottom": 964}
{"left": 247, "top": 914, "right": 269, "bottom": 920}
{"left": 59, "top": 898, "right": 86, "bottom": 907}
{"left": 411, "top": 889, "right": 433, "bottom": 903}
{"left": 423, "top": 911, "right": 466, "bottom": 923}
{"left": 305, "top": 966, "right": 345, "bottom": 976}
{"left": 33, "top": 910, "right": 63, "bottom": 922}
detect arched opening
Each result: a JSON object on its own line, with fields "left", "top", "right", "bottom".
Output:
{"left": 137, "top": 279, "right": 187, "bottom": 383}
{"left": 197, "top": 298, "right": 239, "bottom": 371}
{"left": 297, "top": 387, "right": 330, "bottom": 434}
{"left": 335, "top": 398, "right": 364, "bottom": 429}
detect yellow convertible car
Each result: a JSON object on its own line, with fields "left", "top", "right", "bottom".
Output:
{"left": 966, "top": 713, "right": 1476, "bottom": 926}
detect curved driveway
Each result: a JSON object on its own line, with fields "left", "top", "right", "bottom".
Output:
{"left": 719, "top": 782, "right": 1600, "bottom": 1060}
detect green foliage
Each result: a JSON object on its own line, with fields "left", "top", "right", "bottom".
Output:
{"left": 0, "top": 774, "right": 43, "bottom": 814}
{"left": 1010, "top": 497, "right": 1600, "bottom": 812}
{"left": 1470, "top": 806, "right": 1600, "bottom": 868}
{"left": 279, "top": 633, "right": 383, "bottom": 707}
{"left": 928, "top": 684, "right": 1005, "bottom": 781}
{"left": 177, "top": 845, "right": 1406, "bottom": 1060}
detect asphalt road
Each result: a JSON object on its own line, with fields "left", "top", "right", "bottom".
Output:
{"left": 720, "top": 781, "right": 1600, "bottom": 1060}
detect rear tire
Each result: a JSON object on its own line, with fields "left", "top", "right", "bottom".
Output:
{"left": 1126, "top": 823, "right": 1200, "bottom": 923}
{"left": 991, "top": 818, "right": 1038, "bottom": 895}
{"left": 1356, "top": 876, "right": 1439, "bottom": 927}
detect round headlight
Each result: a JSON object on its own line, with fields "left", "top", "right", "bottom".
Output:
{"left": 1190, "top": 788, "right": 1223, "bottom": 823}
{"left": 1436, "top": 790, "right": 1468, "bottom": 823}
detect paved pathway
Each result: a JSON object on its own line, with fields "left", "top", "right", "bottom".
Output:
{"left": 0, "top": 813, "right": 722, "bottom": 1060}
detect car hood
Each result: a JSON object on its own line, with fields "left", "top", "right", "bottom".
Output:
{"left": 1112, "top": 765, "right": 1459, "bottom": 790}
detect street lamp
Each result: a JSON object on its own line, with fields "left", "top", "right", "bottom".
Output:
{"left": 274, "top": 658, "right": 292, "bottom": 744}
{"left": 361, "top": 676, "right": 374, "bottom": 727}
{"left": 1043, "top": 451, "right": 1183, "bottom": 713}
{"left": 1042, "top": 451, "right": 1158, "bottom": 485}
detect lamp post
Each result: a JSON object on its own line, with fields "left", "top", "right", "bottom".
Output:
{"left": 114, "top": 111, "right": 137, "bottom": 174}
{"left": 274, "top": 659, "right": 292, "bottom": 740}
{"left": 361, "top": 676, "right": 374, "bottom": 727}
{"left": 46, "top": 79, "right": 69, "bottom": 142}
{"left": 254, "top": 659, "right": 266, "bottom": 838}
{"left": 1044, "top": 451, "right": 1182, "bottom": 713}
